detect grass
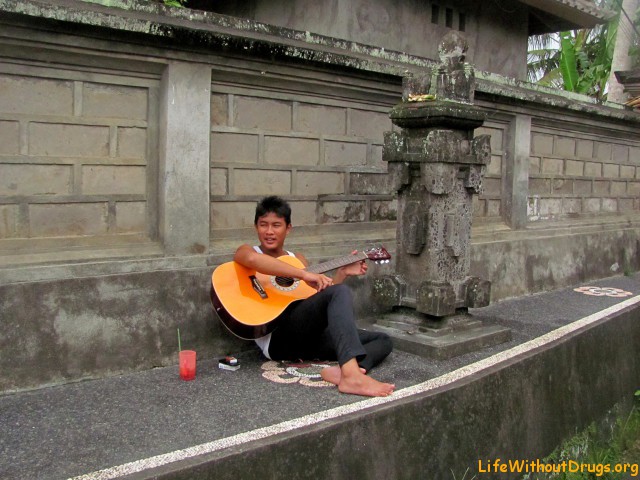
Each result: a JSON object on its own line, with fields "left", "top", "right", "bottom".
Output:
{"left": 521, "top": 391, "right": 640, "bottom": 480}
{"left": 450, "top": 393, "right": 640, "bottom": 480}
{"left": 452, "top": 467, "right": 477, "bottom": 480}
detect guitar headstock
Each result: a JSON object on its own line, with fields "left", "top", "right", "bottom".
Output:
{"left": 364, "top": 246, "right": 391, "bottom": 264}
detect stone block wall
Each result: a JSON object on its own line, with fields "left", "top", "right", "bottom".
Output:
{"left": 209, "top": 87, "right": 396, "bottom": 230}
{"left": 1, "top": 0, "right": 639, "bottom": 393}
{"left": 7, "top": 59, "right": 636, "bottom": 257}
{"left": 207, "top": 86, "right": 507, "bottom": 233}
{"left": 0, "top": 65, "right": 156, "bottom": 249}
{"left": 528, "top": 127, "right": 640, "bottom": 221}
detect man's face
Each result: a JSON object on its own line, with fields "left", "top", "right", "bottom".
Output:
{"left": 255, "top": 212, "right": 291, "bottom": 254}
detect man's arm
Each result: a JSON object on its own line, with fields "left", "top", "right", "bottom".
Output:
{"left": 233, "top": 244, "right": 333, "bottom": 290}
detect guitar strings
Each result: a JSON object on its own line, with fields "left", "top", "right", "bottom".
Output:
{"left": 271, "top": 249, "right": 387, "bottom": 286}
{"left": 274, "top": 275, "right": 295, "bottom": 287}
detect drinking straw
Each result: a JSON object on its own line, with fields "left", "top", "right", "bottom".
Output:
{"left": 177, "top": 328, "right": 182, "bottom": 352}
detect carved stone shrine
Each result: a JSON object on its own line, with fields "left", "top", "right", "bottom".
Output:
{"left": 372, "top": 32, "right": 511, "bottom": 359}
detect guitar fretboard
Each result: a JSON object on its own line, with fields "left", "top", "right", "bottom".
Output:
{"left": 305, "top": 252, "right": 368, "bottom": 274}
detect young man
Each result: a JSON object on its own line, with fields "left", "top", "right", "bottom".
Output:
{"left": 234, "top": 196, "right": 395, "bottom": 397}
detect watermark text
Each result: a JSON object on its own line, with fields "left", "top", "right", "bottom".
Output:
{"left": 478, "top": 458, "right": 639, "bottom": 477}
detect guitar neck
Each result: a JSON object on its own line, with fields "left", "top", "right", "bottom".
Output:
{"left": 305, "top": 252, "right": 368, "bottom": 274}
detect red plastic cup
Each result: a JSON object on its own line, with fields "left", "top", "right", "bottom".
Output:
{"left": 179, "top": 350, "right": 196, "bottom": 381}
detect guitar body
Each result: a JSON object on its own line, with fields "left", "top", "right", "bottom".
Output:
{"left": 210, "top": 246, "right": 390, "bottom": 340}
{"left": 211, "top": 255, "right": 317, "bottom": 340}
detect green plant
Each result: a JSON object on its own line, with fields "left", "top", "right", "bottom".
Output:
{"left": 555, "top": 25, "right": 615, "bottom": 102}
{"left": 162, "top": 0, "right": 186, "bottom": 7}
{"left": 451, "top": 467, "right": 476, "bottom": 480}
{"left": 527, "top": 0, "right": 639, "bottom": 102}
{"left": 521, "top": 393, "right": 640, "bottom": 479}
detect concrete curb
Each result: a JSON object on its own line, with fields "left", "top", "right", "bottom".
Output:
{"left": 72, "top": 295, "right": 640, "bottom": 480}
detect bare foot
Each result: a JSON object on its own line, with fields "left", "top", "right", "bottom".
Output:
{"left": 336, "top": 360, "right": 395, "bottom": 397}
{"left": 321, "top": 365, "right": 366, "bottom": 386}
{"left": 338, "top": 372, "right": 395, "bottom": 397}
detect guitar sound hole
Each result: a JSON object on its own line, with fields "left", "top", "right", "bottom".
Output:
{"left": 275, "top": 276, "right": 295, "bottom": 287}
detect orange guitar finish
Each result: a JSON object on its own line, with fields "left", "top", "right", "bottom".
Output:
{"left": 211, "top": 255, "right": 317, "bottom": 340}
{"left": 211, "top": 247, "right": 391, "bottom": 339}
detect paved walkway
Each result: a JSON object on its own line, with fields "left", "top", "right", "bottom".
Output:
{"left": 1, "top": 274, "right": 639, "bottom": 480}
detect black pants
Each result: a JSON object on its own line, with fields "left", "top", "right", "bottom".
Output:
{"left": 267, "top": 284, "right": 392, "bottom": 371}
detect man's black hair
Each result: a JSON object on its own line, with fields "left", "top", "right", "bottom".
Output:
{"left": 254, "top": 196, "right": 292, "bottom": 225}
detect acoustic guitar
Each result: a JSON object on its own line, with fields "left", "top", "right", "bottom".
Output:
{"left": 210, "top": 247, "right": 391, "bottom": 340}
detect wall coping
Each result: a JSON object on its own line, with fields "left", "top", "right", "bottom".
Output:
{"left": 2, "top": 0, "right": 640, "bottom": 124}
{"left": 2, "top": 215, "right": 639, "bottom": 286}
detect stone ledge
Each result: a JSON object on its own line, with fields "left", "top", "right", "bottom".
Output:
{"left": 472, "top": 214, "right": 640, "bottom": 244}
{"left": 0, "top": 222, "right": 397, "bottom": 285}
{"left": 2, "top": 0, "right": 639, "bottom": 125}
{"left": 0, "top": 0, "right": 433, "bottom": 76}
{"left": 3, "top": 216, "right": 638, "bottom": 286}
{"left": 56, "top": 293, "right": 639, "bottom": 479}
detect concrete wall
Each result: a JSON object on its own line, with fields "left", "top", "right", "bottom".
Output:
{"left": 0, "top": 0, "right": 639, "bottom": 393}
{"left": 208, "top": 0, "right": 530, "bottom": 79}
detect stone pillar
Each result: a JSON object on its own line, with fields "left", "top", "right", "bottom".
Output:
{"left": 372, "top": 32, "right": 510, "bottom": 359}
{"left": 505, "top": 114, "right": 531, "bottom": 229}
{"left": 159, "top": 61, "right": 211, "bottom": 255}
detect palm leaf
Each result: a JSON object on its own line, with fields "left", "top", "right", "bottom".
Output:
{"left": 559, "top": 31, "right": 580, "bottom": 91}
{"left": 526, "top": 0, "right": 630, "bottom": 101}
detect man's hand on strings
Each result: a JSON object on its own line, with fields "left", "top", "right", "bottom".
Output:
{"left": 339, "top": 250, "right": 368, "bottom": 277}
{"left": 331, "top": 251, "right": 367, "bottom": 285}
{"left": 302, "top": 271, "right": 334, "bottom": 291}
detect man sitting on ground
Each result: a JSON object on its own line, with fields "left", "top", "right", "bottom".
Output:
{"left": 233, "top": 196, "right": 395, "bottom": 397}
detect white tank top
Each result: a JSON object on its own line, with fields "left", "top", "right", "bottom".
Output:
{"left": 252, "top": 246, "right": 295, "bottom": 358}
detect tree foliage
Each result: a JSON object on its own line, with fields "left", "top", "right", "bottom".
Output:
{"left": 161, "top": 0, "right": 186, "bottom": 7}
{"left": 527, "top": 0, "right": 639, "bottom": 102}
